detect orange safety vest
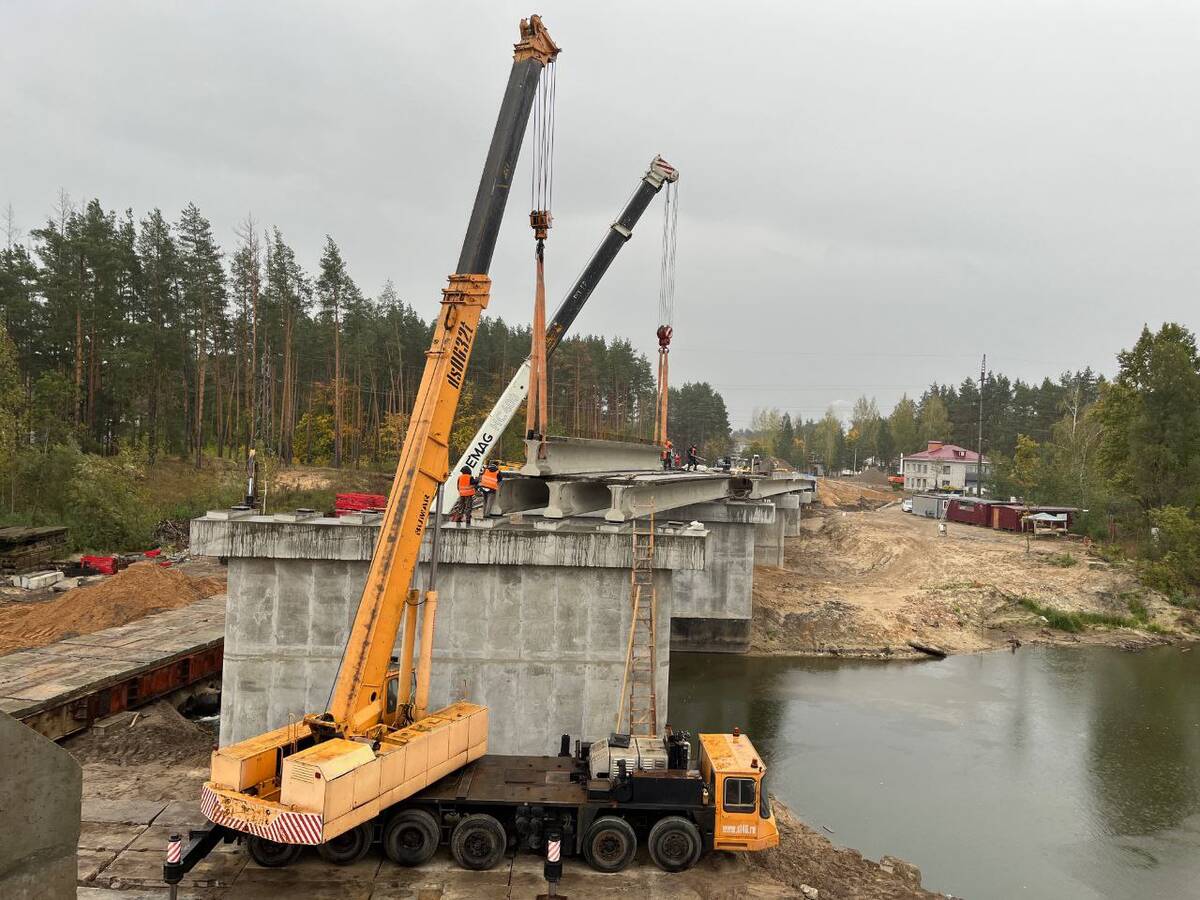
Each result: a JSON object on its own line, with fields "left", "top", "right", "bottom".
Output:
{"left": 457, "top": 473, "right": 475, "bottom": 497}
{"left": 479, "top": 468, "right": 500, "bottom": 491}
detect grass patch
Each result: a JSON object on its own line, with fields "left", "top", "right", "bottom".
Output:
{"left": 1167, "top": 593, "right": 1199, "bottom": 611}
{"left": 1016, "top": 597, "right": 1138, "bottom": 633}
{"left": 1044, "top": 553, "right": 1078, "bottom": 568}
{"left": 1127, "top": 597, "right": 1150, "bottom": 624}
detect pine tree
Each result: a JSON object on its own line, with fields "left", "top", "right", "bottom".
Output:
{"left": 316, "top": 237, "right": 354, "bottom": 468}
{"left": 176, "top": 204, "right": 225, "bottom": 468}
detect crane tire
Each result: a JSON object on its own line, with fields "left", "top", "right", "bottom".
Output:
{"left": 317, "top": 822, "right": 372, "bottom": 865}
{"left": 583, "top": 816, "right": 637, "bottom": 873}
{"left": 648, "top": 816, "right": 702, "bottom": 872}
{"left": 450, "top": 813, "right": 507, "bottom": 870}
{"left": 384, "top": 808, "right": 440, "bottom": 866}
{"left": 246, "top": 835, "right": 303, "bottom": 868}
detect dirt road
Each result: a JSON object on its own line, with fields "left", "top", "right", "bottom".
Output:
{"left": 753, "top": 504, "right": 1194, "bottom": 657}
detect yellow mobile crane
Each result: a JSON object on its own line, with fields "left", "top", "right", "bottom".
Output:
{"left": 166, "top": 15, "right": 777, "bottom": 884}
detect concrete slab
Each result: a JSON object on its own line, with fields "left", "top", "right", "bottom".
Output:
{"left": 152, "top": 798, "right": 210, "bottom": 829}
{"left": 224, "top": 883, "right": 374, "bottom": 900}
{"left": 17, "top": 569, "right": 63, "bottom": 589}
{"left": 81, "top": 799, "right": 167, "bottom": 825}
{"left": 239, "top": 852, "right": 382, "bottom": 883}
{"left": 128, "top": 824, "right": 243, "bottom": 854}
{"left": 79, "top": 888, "right": 224, "bottom": 900}
{"left": 77, "top": 821, "right": 145, "bottom": 852}
{"left": 99, "top": 846, "right": 246, "bottom": 887}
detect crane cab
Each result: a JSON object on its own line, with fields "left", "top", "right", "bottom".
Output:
{"left": 699, "top": 730, "right": 780, "bottom": 851}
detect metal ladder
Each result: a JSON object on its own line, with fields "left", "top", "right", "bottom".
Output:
{"left": 618, "top": 510, "right": 658, "bottom": 737}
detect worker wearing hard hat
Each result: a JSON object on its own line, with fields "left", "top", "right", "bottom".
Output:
{"left": 478, "top": 461, "right": 503, "bottom": 517}
{"left": 661, "top": 439, "right": 674, "bottom": 470}
{"left": 450, "top": 465, "right": 477, "bottom": 523}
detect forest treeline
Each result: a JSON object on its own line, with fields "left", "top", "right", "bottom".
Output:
{"left": 0, "top": 197, "right": 734, "bottom": 469}
{"left": 0, "top": 196, "right": 735, "bottom": 546}
{"left": 746, "top": 322, "right": 1200, "bottom": 600}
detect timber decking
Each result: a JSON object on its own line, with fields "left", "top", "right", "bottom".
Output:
{"left": 0, "top": 593, "right": 226, "bottom": 740}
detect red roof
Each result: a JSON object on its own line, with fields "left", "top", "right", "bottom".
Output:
{"left": 905, "top": 443, "right": 986, "bottom": 463}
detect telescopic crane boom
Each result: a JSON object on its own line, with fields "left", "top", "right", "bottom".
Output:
{"left": 183, "top": 16, "right": 559, "bottom": 868}
{"left": 442, "top": 155, "right": 679, "bottom": 511}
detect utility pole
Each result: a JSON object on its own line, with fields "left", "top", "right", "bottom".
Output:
{"left": 976, "top": 353, "right": 985, "bottom": 496}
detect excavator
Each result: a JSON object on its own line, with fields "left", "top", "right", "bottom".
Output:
{"left": 165, "top": 15, "right": 777, "bottom": 885}
{"left": 442, "top": 154, "right": 680, "bottom": 512}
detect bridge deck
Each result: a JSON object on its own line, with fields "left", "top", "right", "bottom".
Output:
{"left": 0, "top": 593, "right": 225, "bottom": 741}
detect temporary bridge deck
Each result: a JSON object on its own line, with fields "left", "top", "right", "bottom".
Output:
{"left": 0, "top": 593, "right": 225, "bottom": 741}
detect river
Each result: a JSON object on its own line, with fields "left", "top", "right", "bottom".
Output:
{"left": 670, "top": 645, "right": 1200, "bottom": 899}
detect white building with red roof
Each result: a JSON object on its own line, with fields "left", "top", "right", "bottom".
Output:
{"left": 902, "top": 440, "right": 991, "bottom": 493}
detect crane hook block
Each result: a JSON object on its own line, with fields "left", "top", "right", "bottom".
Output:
{"left": 657, "top": 325, "right": 673, "bottom": 349}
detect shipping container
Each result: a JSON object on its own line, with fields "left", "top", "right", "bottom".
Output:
{"left": 990, "top": 504, "right": 1025, "bottom": 532}
{"left": 910, "top": 493, "right": 955, "bottom": 519}
{"left": 946, "top": 499, "right": 994, "bottom": 526}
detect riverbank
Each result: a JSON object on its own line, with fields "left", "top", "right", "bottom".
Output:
{"left": 752, "top": 504, "right": 1197, "bottom": 658}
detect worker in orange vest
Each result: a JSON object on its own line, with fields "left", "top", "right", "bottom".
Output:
{"left": 478, "top": 461, "right": 503, "bottom": 517}
{"left": 661, "top": 438, "right": 673, "bottom": 470}
{"left": 450, "top": 465, "right": 477, "bottom": 523}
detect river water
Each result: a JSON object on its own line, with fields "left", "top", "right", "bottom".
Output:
{"left": 670, "top": 645, "right": 1200, "bottom": 899}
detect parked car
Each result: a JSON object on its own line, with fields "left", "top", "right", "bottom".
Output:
{"left": 901, "top": 498, "right": 913, "bottom": 513}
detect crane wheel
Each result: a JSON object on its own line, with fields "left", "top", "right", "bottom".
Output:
{"left": 246, "top": 835, "right": 303, "bottom": 868}
{"left": 648, "top": 816, "right": 702, "bottom": 872}
{"left": 317, "top": 822, "right": 372, "bottom": 865}
{"left": 583, "top": 816, "right": 637, "bottom": 873}
{"left": 384, "top": 809, "right": 440, "bottom": 866}
{"left": 450, "top": 813, "right": 508, "bottom": 870}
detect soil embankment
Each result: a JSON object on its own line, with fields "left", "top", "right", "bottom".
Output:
{"left": 0, "top": 561, "right": 225, "bottom": 655}
{"left": 754, "top": 498, "right": 1194, "bottom": 657}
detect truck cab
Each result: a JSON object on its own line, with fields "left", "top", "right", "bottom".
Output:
{"left": 699, "top": 730, "right": 779, "bottom": 851}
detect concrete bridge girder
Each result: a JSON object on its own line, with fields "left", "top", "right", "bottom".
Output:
{"left": 605, "top": 477, "right": 737, "bottom": 522}
{"left": 522, "top": 435, "right": 662, "bottom": 477}
{"left": 491, "top": 476, "right": 550, "bottom": 516}
{"left": 543, "top": 480, "right": 612, "bottom": 519}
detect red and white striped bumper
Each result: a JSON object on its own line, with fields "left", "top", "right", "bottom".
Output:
{"left": 201, "top": 782, "right": 324, "bottom": 845}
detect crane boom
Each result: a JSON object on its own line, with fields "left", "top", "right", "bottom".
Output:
{"left": 444, "top": 155, "right": 679, "bottom": 507}
{"left": 327, "top": 16, "right": 558, "bottom": 732}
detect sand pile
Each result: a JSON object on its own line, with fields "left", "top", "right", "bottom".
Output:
{"left": 0, "top": 562, "right": 225, "bottom": 655}
{"left": 67, "top": 699, "right": 214, "bottom": 766}
{"left": 816, "top": 478, "right": 895, "bottom": 509}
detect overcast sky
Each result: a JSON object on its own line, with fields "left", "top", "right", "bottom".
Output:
{"left": 3, "top": 1, "right": 1197, "bottom": 427}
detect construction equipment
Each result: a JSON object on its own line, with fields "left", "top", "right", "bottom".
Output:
{"left": 165, "top": 16, "right": 776, "bottom": 885}
{"left": 164, "top": 14, "right": 559, "bottom": 878}
{"left": 652, "top": 176, "right": 679, "bottom": 448}
{"left": 442, "top": 155, "right": 680, "bottom": 512}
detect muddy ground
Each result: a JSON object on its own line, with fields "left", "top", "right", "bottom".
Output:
{"left": 753, "top": 499, "right": 1196, "bottom": 658}
{"left": 67, "top": 703, "right": 941, "bottom": 898}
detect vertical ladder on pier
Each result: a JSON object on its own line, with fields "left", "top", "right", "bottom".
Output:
{"left": 619, "top": 511, "right": 658, "bottom": 737}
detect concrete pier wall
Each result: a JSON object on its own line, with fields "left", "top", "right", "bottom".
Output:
{"left": 668, "top": 501, "right": 772, "bottom": 653}
{"left": 0, "top": 711, "right": 80, "bottom": 899}
{"left": 754, "top": 502, "right": 786, "bottom": 567}
{"left": 194, "top": 518, "right": 703, "bottom": 754}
